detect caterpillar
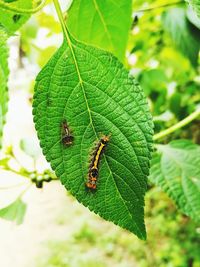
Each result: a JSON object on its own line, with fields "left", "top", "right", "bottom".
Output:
{"left": 61, "top": 120, "right": 74, "bottom": 146}
{"left": 86, "top": 135, "right": 110, "bottom": 190}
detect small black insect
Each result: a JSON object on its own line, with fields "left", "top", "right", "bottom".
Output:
{"left": 12, "top": 14, "right": 21, "bottom": 23}
{"left": 61, "top": 120, "right": 74, "bottom": 146}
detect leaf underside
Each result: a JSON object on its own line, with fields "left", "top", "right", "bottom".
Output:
{"left": 187, "top": 0, "right": 200, "bottom": 18}
{"left": 33, "top": 34, "right": 153, "bottom": 239}
{"left": 150, "top": 140, "right": 200, "bottom": 223}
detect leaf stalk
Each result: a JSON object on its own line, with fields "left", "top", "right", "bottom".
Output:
{"left": 153, "top": 107, "right": 200, "bottom": 141}
{"left": 135, "top": 0, "right": 184, "bottom": 13}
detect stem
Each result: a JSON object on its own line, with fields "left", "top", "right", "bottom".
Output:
{"left": 53, "top": 0, "right": 66, "bottom": 30}
{"left": 53, "top": 0, "right": 71, "bottom": 44}
{"left": 1, "top": 166, "right": 31, "bottom": 179}
{"left": 53, "top": 0, "right": 83, "bottom": 83}
{"left": 153, "top": 108, "right": 200, "bottom": 141}
{"left": 135, "top": 0, "right": 184, "bottom": 13}
{"left": 0, "top": 0, "right": 46, "bottom": 14}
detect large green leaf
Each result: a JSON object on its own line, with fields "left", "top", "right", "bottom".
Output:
{"left": 150, "top": 140, "right": 200, "bottom": 222}
{"left": 162, "top": 7, "right": 200, "bottom": 67}
{"left": 33, "top": 31, "right": 153, "bottom": 239}
{"left": 0, "top": 0, "right": 32, "bottom": 33}
{"left": 0, "top": 27, "right": 9, "bottom": 149}
{"left": 67, "top": 0, "right": 132, "bottom": 62}
{"left": 187, "top": 0, "right": 200, "bottom": 18}
{"left": 0, "top": 198, "right": 27, "bottom": 224}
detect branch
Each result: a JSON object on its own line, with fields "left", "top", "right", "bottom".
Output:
{"left": 153, "top": 107, "right": 200, "bottom": 141}
{"left": 135, "top": 1, "right": 184, "bottom": 13}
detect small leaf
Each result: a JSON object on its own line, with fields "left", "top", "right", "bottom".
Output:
{"left": 33, "top": 32, "right": 153, "bottom": 239}
{"left": 0, "top": 27, "right": 9, "bottom": 149}
{"left": 67, "top": 0, "right": 132, "bottom": 62}
{"left": 149, "top": 140, "right": 200, "bottom": 222}
{"left": 187, "top": 0, "right": 200, "bottom": 18}
{"left": 0, "top": 157, "right": 10, "bottom": 168}
{"left": 0, "top": 0, "right": 32, "bottom": 33}
{"left": 162, "top": 7, "right": 200, "bottom": 67}
{"left": 0, "top": 198, "right": 27, "bottom": 224}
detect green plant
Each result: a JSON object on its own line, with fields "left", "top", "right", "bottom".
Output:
{"left": 0, "top": 0, "right": 199, "bottom": 241}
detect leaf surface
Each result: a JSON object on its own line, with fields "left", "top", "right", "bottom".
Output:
{"left": 0, "top": 27, "right": 9, "bottom": 148}
{"left": 67, "top": 0, "right": 132, "bottom": 62}
{"left": 162, "top": 7, "right": 200, "bottom": 67}
{"left": 0, "top": 0, "right": 32, "bottom": 33}
{"left": 33, "top": 32, "right": 153, "bottom": 239}
{"left": 0, "top": 198, "right": 27, "bottom": 224}
{"left": 150, "top": 140, "right": 200, "bottom": 222}
{"left": 187, "top": 0, "right": 200, "bottom": 18}
{"left": 187, "top": 7, "right": 200, "bottom": 29}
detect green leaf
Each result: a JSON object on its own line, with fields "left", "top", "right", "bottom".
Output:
{"left": 0, "top": 27, "right": 9, "bottom": 149}
{"left": 162, "top": 7, "right": 200, "bottom": 67}
{"left": 33, "top": 33, "right": 153, "bottom": 239}
{"left": 0, "top": 157, "right": 10, "bottom": 168}
{"left": 187, "top": 0, "right": 200, "bottom": 18}
{"left": 187, "top": 7, "right": 200, "bottom": 29}
{"left": 149, "top": 140, "right": 200, "bottom": 223}
{"left": 0, "top": 0, "right": 32, "bottom": 33}
{"left": 0, "top": 198, "right": 27, "bottom": 224}
{"left": 67, "top": 0, "right": 132, "bottom": 62}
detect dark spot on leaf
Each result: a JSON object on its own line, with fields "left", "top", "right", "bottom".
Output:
{"left": 13, "top": 14, "right": 21, "bottom": 23}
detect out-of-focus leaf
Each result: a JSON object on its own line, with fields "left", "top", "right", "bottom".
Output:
{"left": 36, "top": 12, "right": 61, "bottom": 34}
{"left": 0, "top": 0, "right": 32, "bottom": 33}
{"left": 169, "top": 92, "right": 182, "bottom": 117}
{"left": 187, "top": 7, "right": 200, "bottom": 29}
{"left": 37, "top": 46, "right": 57, "bottom": 67}
{"left": 139, "top": 69, "right": 167, "bottom": 96}
{"left": 67, "top": 0, "right": 132, "bottom": 62}
{"left": 0, "top": 198, "right": 27, "bottom": 224}
{"left": 0, "top": 27, "right": 9, "bottom": 149}
{"left": 0, "top": 157, "right": 10, "bottom": 168}
{"left": 187, "top": 0, "right": 200, "bottom": 18}
{"left": 20, "top": 138, "right": 41, "bottom": 159}
{"left": 150, "top": 140, "right": 200, "bottom": 223}
{"left": 162, "top": 7, "right": 200, "bottom": 67}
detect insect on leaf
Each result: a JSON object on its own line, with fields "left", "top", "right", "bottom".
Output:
{"left": 33, "top": 28, "right": 153, "bottom": 239}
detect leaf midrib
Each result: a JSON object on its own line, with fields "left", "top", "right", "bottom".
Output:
{"left": 92, "top": 0, "right": 114, "bottom": 51}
